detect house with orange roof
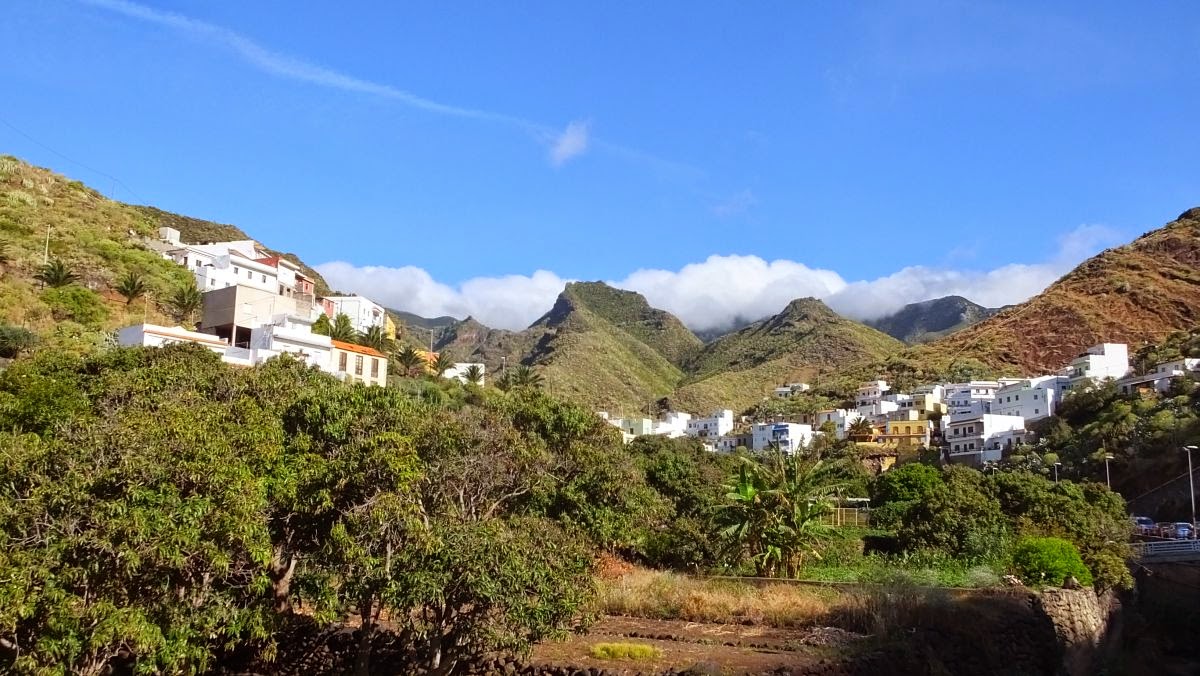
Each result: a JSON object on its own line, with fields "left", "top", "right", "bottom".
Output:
{"left": 330, "top": 339, "right": 389, "bottom": 386}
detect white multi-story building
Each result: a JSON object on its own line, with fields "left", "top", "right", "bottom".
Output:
{"left": 943, "top": 381, "right": 1001, "bottom": 416}
{"left": 248, "top": 316, "right": 333, "bottom": 371}
{"left": 715, "top": 432, "right": 753, "bottom": 453}
{"left": 944, "top": 413, "right": 1027, "bottom": 465}
{"left": 1066, "top": 343, "right": 1130, "bottom": 388}
{"left": 857, "top": 399, "right": 900, "bottom": 422}
{"left": 990, "top": 375, "right": 1067, "bottom": 422}
{"left": 856, "top": 380, "right": 890, "bottom": 407}
{"left": 686, "top": 410, "right": 734, "bottom": 439}
{"left": 1116, "top": 358, "right": 1200, "bottom": 395}
{"left": 751, "top": 422, "right": 816, "bottom": 454}
{"left": 815, "top": 408, "right": 864, "bottom": 439}
{"left": 324, "top": 295, "right": 387, "bottom": 335}
{"left": 444, "top": 362, "right": 486, "bottom": 385}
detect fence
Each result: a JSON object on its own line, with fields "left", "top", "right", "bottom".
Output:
{"left": 1133, "top": 539, "right": 1200, "bottom": 562}
{"left": 820, "top": 507, "right": 871, "bottom": 528}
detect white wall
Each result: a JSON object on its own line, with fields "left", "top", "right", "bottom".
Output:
{"left": 751, "top": 422, "right": 815, "bottom": 453}
{"left": 685, "top": 410, "right": 734, "bottom": 438}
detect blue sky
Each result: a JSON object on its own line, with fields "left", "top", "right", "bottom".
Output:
{"left": 3, "top": 1, "right": 1198, "bottom": 329}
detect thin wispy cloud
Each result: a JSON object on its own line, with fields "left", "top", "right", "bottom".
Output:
{"left": 711, "top": 189, "right": 757, "bottom": 218}
{"left": 77, "top": 0, "right": 693, "bottom": 175}
{"left": 549, "top": 120, "right": 590, "bottom": 167}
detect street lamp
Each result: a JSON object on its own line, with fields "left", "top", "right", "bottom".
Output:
{"left": 1053, "top": 462, "right": 1062, "bottom": 484}
{"left": 1185, "top": 445, "right": 1198, "bottom": 531}
{"left": 1104, "top": 454, "right": 1114, "bottom": 490}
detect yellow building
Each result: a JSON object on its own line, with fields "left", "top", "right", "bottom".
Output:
{"left": 880, "top": 410, "right": 933, "bottom": 453}
{"left": 384, "top": 315, "right": 398, "bottom": 341}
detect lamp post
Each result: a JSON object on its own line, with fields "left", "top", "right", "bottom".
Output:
{"left": 1185, "top": 445, "right": 1198, "bottom": 531}
{"left": 1053, "top": 462, "right": 1062, "bottom": 484}
{"left": 1104, "top": 453, "right": 1114, "bottom": 490}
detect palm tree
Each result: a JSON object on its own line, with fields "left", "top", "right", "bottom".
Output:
{"left": 358, "top": 324, "right": 393, "bottom": 352}
{"left": 328, "top": 313, "right": 357, "bottom": 342}
{"left": 847, "top": 418, "right": 875, "bottom": 442}
{"left": 115, "top": 271, "right": 147, "bottom": 305}
{"left": 168, "top": 284, "right": 203, "bottom": 325}
{"left": 430, "top": 352, "right": 455, "bottom": 377}
{"left": 716, "top": 451, "right": 843, "bottom": 577}
{"left": 509, "top": 365, "right": 543, "bottom": 389}
{"left": 461, "top": 363, "right": 484, "bottom": 385}
{"left": 394, "top": 346, "right": 426, "bottom": 377}
{"left": 36, "top": 258, "right": 76, "bottom": 287}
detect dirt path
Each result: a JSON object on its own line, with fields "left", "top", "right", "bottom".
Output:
{"left": 528, "top": 616, "right": 865, "bottom": 675}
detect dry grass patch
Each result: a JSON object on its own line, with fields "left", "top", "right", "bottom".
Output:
{"left": 599, "top": 568, "right": 837, "bottom": 628}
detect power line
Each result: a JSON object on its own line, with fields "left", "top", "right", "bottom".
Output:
{"left": 0, "top": 114, "right": 146, "bottom": 204}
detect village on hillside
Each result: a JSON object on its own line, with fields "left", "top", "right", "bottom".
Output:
{"left": 118, "top": 226, "right": 486, "bottom": 386}
{"left": 601, "top": 342, "right": 1200, "bottom": 469}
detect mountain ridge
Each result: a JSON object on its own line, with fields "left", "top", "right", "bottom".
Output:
{"left": 867, "top": 295, "right": 999, "bottom": 344}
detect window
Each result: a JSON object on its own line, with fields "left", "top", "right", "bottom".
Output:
{"left": 1034, "top": 409, "right": 1040, "bottom": 415}
{"left": 371, "top": 358, "right": 379, "bottom": 378}
{"left": 209, "top": 279, "right": 215, "bottom": 286}
{"left": 233, "top": 266, "right": 239, "bottom": 275}
{"left": 338, "top": 352, "right": 347, "bottom": 372}
{"left": 195, "top": 260, "right": 201, "bottom": 268}
{"left": 246, "top": 269, "right": 252, "bottom": 279}
{"left": 261, "top": 274, "right": 267, "bottom": 283}
{"left": 355, "top": 355, "right": 363, "bottom": 376}
{"left": 969, "top": 442, "right": 976, "bottom": 450}
{"left": 1015, "top": 395, "right": 1020, "bottom": 401}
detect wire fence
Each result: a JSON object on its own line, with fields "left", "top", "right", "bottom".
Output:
{"left": 819, "top": 507, "right": 871, "bottom": 528}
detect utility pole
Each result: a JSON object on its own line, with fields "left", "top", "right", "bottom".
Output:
{"left": 1104, "top": 453, "right": 1113, "bottom": 490}
{"left": 1185, "top": 446, "right": 1198, "bottom": 530}
{"left": 43, "top": 226, "right": 50, "bottom": 264}
{"left": 1053, "top": 462, "right": 1062, "bottom": 483}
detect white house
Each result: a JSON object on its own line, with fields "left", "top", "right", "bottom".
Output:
{"left": 945, "top": 414, "right": 1027, "bottom": 465}
{"left": 815, "top": 408, "right": 864, "bottom": 439}
{"left": 773, "top": 382, "right": 811, "bottom": 398}
{"left": 117, "top": 324, "right": 229, "bottom": 356}
{"left": 857, "top": 399, "right": 900, "bottom": 422}
{"left": 751, "top": 422, "right": 816, "bottom": 454}
{"left": 686, "top": 410, "right": 734, "bottom": 439}
{"left": 653, "top": 411, "right": 692, "bottom": 437}
{"left": 444, "top": 362, "right": 486, "bottom": 385}
{"left": 248, "top": 316, "right": 332, "bottom": 371}
{"left": 324, "top": 295, "right": 387, "bottom": 335}
{"left": 1066, "top": 343, "right": 1130, "bottom": 388}
{"left": 990, "top": 375, "right": 1067, "bottom": 422}
{"left": 1116, "top": 358, "right": 1200, "bottom": 395}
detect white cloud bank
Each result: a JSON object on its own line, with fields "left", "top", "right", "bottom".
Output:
{"left": 317, "top": 224, "right": 1124, "bottom": 332}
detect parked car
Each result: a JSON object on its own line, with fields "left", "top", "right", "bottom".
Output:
{"left": 1132, "top": 516, "right": 1155, "bottom": 534}
{"left": 1155, "top": 522, "right": 1176, "bottom": 537}
{"left": 1170, "top": 522, "right": 1194, "bottom": 539}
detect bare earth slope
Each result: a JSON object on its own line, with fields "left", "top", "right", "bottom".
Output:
{"left": 909, "top": 208, "right": 1200, "bottom": 376}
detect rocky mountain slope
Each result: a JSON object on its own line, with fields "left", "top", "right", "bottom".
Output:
{"left": 673, "top": 298, "right": 905, "bottom": 411}
{"left": 868, "top": 295, "right": 998, "bottom": 344}
{"left": 907, "top": 208, "right": 1200, "bottom": 376}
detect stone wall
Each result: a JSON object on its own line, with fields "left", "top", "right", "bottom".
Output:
{"left": 1033, "top": 588, "right": 1123, "bottom": 676}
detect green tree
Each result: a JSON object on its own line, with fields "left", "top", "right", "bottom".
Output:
{"left": 34, "top": 258, "right": 76, "bottom": 287}
{"left": 847, "top": 417, "right": 874, "bottom": 441}
{"left": 508, "top": 364, "right": 544, "bottom": 390}
{"left": 897, "top": 465, "right": 1009, "bottom": 562}
{"left": 114, "top": 271, "right": 147, "bottom": 305}
{"left": 42, "top": 286, "right": 109, "bottom": 326}
{"left": 461, "top": 363, "right": 484, "bottom": 385}
{"left": 327, "top": 312, "right": 356, "bottom": 342}
{"left": 168, "top": 283, "right": 203, "bottom": 325}
{"left": 869, "top": 462, "right": 943, "bottom": 529}
{"left": 311, "top": 313, "right": 332, "bottom": 335}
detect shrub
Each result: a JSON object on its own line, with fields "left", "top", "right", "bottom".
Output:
{"left": 1011, "top": 537, "right": 1093, "bottom": 587}
{"left": 0, "top": 324, "right": 36, "bottom": 358}
{"left": 589, "top": 643, "right": 662, "bottom": 660}
{"left": 41, "top": 286, "right": 109, "bottom": 326}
